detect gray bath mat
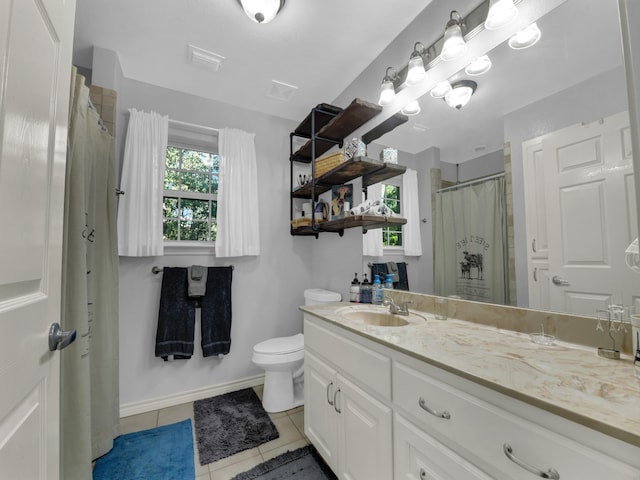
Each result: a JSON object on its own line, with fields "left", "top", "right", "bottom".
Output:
{"left": 193, "top": 388, "right": 279, "bottom": 465}
{"left": 231, "top": 446, "right": 337, "bottom": 480}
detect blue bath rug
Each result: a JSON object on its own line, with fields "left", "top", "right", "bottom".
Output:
{"left": 93, "top": 419, "right": 194, "bottom": 480}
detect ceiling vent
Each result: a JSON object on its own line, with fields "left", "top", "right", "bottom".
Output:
{"left": 268, "top": 80, "right": 298, "bottom": 101}
{"left": 411, "top": 123, "right": 428, "bottom": 134}
{"left": 188, "top": 45, "right": 225, "bottom": 71}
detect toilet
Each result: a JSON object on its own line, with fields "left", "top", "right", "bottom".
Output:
{"left": 252, "top": 288, "right": 341, "bottom": 413}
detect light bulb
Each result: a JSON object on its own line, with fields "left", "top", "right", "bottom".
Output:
{"left": 406, "top": 54, "right": 425, "bottom": 85}
{"left": 485, "top": 0, "right": 518, "bottom": 30}
{"left": 378, "top": 79, "right": 396, "bottom": 106}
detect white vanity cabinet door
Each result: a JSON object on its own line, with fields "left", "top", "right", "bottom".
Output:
{"left": 394, "top": 413, "right": 494, "bottom": 480}
{"left": 304, "top": 350, "right": 339, "bottom": 472}
{"left": 336, "top": 373, "right": 393, "bottom": 480}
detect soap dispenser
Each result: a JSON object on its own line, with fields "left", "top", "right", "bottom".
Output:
{"left": 350, "top": 273, "right": 361, "bottom": 303}
{"left": 372, "top": 274, "right": 383, "bottom": 305}
{"left": 384, "top": 273, "right": 394, "bottom": 290}
{"left": 360, "top": 274, "right": 371, "bottom": 304}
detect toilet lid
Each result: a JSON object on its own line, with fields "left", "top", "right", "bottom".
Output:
{"left": 254, "top": 333, "right": 304, "bottom": 355}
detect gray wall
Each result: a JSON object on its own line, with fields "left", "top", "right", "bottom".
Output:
{"left": 91, "top": 48, "right": 360, "bottom": 409}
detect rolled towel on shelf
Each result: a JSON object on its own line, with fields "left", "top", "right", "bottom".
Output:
{"left": 348, "top": 199, "right": 396, "bottom": 217}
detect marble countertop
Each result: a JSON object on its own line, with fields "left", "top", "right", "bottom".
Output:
{"left": 301, "top": 302, "right": 640, "bottom": 448}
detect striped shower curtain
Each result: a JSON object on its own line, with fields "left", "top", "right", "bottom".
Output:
{"left": 434, "top": 177, "right": 509, "bottom": 304}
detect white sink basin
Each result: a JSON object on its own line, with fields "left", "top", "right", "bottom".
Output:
{"left": 336, "top": 305, "right": 427, "bottom": 327}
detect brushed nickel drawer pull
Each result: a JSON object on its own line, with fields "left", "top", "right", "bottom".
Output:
{"left": 418, "top": 397, "right": 451, "bottom": 419}
{"left": 333, "top": 388, "right": 341, "bottom": 413}
{"left": 503, "top": 443, "right": 560, "bottom": 479}
{"left": 326, "top": 381, "right": 334, "bottom": 405}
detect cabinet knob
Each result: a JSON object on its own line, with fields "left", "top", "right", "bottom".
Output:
{"left": 419, "top": 468, "right": 429, "bottom": 479}
{"left": 503, "top": 443, "right": 560, "bottom": 479}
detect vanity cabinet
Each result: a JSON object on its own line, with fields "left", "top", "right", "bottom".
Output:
{"left": 303, "top": 312, "right": 640, "bottom": 480}
{"left": 304, "top": 319, "right": 393, "bottom": 480}
{"left": 290, "top": 99, "right": 408, "bottom": 237}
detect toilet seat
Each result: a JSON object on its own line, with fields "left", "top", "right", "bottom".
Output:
{"left": 253, "top": 333, "right": 303, "bottom": 355}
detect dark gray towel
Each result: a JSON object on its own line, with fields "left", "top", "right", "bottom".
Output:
{"left": 155, "top": 267, "right": 196, "bottom": 360}
{"left": 200, "top": 266, "right": 233, "bottom": 357}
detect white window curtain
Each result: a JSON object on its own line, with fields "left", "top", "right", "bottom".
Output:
{"left": 402, "top": 168, "right": 423, "bottom": 256}
{"left": 215, "top": 128, "right": 260, "bottom": 257}
{"left": 117, "top": 109, "right": 168, "bottom": 256}
{"left": 362, "top": 184, "right": 383, "bottom": 257}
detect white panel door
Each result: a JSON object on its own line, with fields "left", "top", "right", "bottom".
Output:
{"left": 543, "top": 112, "right": 637, "bottom": 315}
{"left": 0, "top": 0, "right": 75, "bottom": 478}
{"left": 524, "top": 112, "right": 638, "bottom": 314}
{"left": 337, "top": 374, "right": 392, "bottom": 480}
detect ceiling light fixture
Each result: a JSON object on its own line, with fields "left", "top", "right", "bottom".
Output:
{"left": 444, "top": 80, "right": 477, "bottom": 109}
{"left": 441, "top": 11, "right": 467, "bottom": 61}
{"left": 237, "top": 0, "right": 285, "bottom": 24}
{"left": 406, "top": 42, "right": 427, "bottom": 85}
{"left": 508, "top": 22, "right": 541, "bottom": 49}
{"left": 401, "top": 100, "right": 421, "bottom": 116}
{"left": 465, "top": 55, "right": 492, "bottom": 76}
{"left": 430, "top": 80, "right": 452, "bottom": 99}
{"left": 484, "top": 0, "right": 518, "bottom": 30}
{"left": 378, "top": 67, "right": 399, "bottom": 106}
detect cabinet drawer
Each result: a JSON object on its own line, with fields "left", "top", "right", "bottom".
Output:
{"left": 304, "top": 317, "right": 391, "bottom": 400}
{"left": 394, "top": 413, "right": 493, "bottom": 480}
{"left": 393, "top": 361, "right": 640, "bottom": 480}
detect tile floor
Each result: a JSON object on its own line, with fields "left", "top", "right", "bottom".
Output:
{"left": 118, "top": 385, "right": 310, "bottom": 480}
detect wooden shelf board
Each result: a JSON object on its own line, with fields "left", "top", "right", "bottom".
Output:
{"left": 291, "top": 215, "right": 406, "bottom": 235}
{"left": 363, "top": 162, "right": 407, "bottom": 188}
{"left": 293, "top": 103, "right": 342, "bottom": 137}
{"left": 362, "top": 112, "right": 409, "bottom": 145}
{"left": 293, "top": 98, "right": 382, "bottom": 162}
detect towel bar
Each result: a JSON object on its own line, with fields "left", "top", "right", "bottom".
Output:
{"left": 152, "top": 265, "right": 234, "bottom": 274}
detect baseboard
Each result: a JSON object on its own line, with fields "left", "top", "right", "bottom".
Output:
{"left": 119, "top": 374, "right": 265, "bottom": 418}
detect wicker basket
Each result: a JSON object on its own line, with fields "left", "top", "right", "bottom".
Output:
{"left": 291, "top": 217, "right": 325, "bottom": 228}
{"left": 314, "top": 151, "right": 344, "bottom": 178}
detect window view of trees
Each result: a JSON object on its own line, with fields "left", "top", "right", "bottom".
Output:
{"left": 163, "top": 146, "right": 219, "bottom": 242}
{"left": 382, "top": 184, "right": 402, "bottom": 247}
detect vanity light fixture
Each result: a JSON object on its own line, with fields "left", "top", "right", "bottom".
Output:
{"left": 441, "top": 11, "right": 467, "bottom": 61}
{"left": 484, "top": 0, "right": 518, "bottom": 30}
{"left": 406, "top": 42, "right": 427, "bottom": 85}
{"left": 401, "top": 100, "right": 421, "bottom": 116}
{"left": 444, "top": 80, "right": 477, "bottom": 109}
{"left": 508, "top": 22, "right": 541, "bottom": 49}
{"left": 465, "top": 55, "right": 492, "bottom": 76}
{"left": 378, "top": 67, "right": 399, "bottom": 106}
{"left": 430, "top": 80, "right": 452, "bottom": 98}
{"left": 237, "top": 0, "right": 285, "bottom": 24}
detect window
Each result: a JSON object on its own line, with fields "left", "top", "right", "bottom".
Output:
{"left": 163, "top": 146, "right": 219, "bottom": 242}
{"left": 381, "top": 183, "right": 402, "bottom": 247}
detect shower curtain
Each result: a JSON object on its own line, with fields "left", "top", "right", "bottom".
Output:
{"left": 434, "top": 177, "right": 508, "bottom": 304}
{"left": 61, "top": 70, "right": 120, "bottom": 479}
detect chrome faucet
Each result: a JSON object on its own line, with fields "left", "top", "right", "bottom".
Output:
{"left": 383, "top": 298, "right": 412, "bottom": 316}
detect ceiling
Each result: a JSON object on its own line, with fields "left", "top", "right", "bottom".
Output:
{"left": 73, "top": 0, "right": 625, "bottom": 164}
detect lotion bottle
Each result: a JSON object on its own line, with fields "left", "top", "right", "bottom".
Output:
{"left": 372, "top": 274, "right": 383, "bottom": 305}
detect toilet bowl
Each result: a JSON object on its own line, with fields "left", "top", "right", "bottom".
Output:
{"left": 253, "top": 288, "right": 341, "bottom": 413}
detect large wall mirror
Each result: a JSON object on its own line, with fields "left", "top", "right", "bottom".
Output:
{"left": 352, "top": 0, "right": 638, "bottom": 317}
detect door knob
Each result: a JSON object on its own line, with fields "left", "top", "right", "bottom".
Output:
{"left": 48, "top": 323, "right": 77, "bottom": 351}
{"left": 551, "top": 275, "right": 570, "bottom": 286}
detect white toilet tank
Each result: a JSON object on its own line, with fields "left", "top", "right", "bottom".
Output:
{"left": 304, "top": 288, "right": 341, "bottom": 305}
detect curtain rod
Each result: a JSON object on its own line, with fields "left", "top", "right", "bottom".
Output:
{"left": 169, "top": 118, "right": 220, "bottom": 133}
{"left": 436, "top": 172, "right": 505, "bottom": 193}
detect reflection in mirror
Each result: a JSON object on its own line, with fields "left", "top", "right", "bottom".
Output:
{"left": 362, "top": 0, "right": 638, "bottom": 317}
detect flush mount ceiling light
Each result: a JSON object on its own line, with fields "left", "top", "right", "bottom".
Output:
{"left": 508, "top": 22, "right": 541, "bottom": 49}
{"left": 237, "top": 0, "right": 285, "bottom": 24}
{"left": 406, "top": 42, "right": 427, "bottom": 86}
{"left": 444, "top": 80, "right": 477, "bottom": 109}
{"left": 378, "top": 67, "right": 399, "bottom": 106}
{"left": 401, "top": 100, "right": 421, "bottom": 116}
{"left": 484, "top": 0, "right": 518, "bottom": 30}
{"left": 441, "top": 11, "right": 467, "bottom": 61}
{"left": 465, "top": 55, "right": 492, "bottom": 76}
{"left": 430, "top": 80, "right": 452, "bottom": 98}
